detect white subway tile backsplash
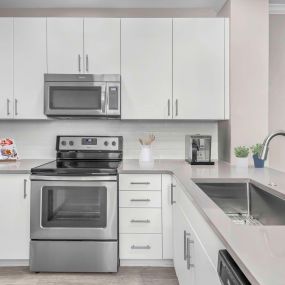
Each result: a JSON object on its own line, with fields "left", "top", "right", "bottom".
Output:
{"left": 0, "top": 120, "right": 218, "bottom": 159}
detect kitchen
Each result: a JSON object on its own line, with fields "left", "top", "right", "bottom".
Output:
{"left": 0, "top": 0, "right": 284, "bottom": 284}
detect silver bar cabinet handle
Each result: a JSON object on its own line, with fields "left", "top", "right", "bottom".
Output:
{"left": 130, "top": 182, "right": 150, "bottom": 185}
{"left": 78, "top": 54, "right": 81, "bottom": 72}
{"left": 131, "top": 245, "right": 151, "bottom": 250}
{"left": 23, "top": 179, "right": 27, "bottom": 199}
{"left": 186, "top": 237, "right": 194, "bottom": 269}
{"left": 86, "top": 54, "right": 89, "bottom": 72}
{"left": 171, "top": 184, "right": 176, "bottom": 205}
{"left": 184, "top": 230, "right": 190, "bottom": 260}
{"left": 130, "top": 219, "right": 150, "bottom": 223}
{"left": 175, "top": 99, "right": 178, "bottom": 116}
{"left": 168, "top": 99, "right": 170, "bottom": 117}
{"left": 130, "top": 199, "right": 151, "bottom": 202}
{"left": 6, "top": 99, "right": 10, "bottom": 116}
{"left": 15, "top": 99, "right": 18, "bottom": 116}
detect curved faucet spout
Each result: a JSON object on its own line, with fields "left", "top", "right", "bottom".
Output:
{"left": 259, "top": 130, "right": 285, "bottom": 160}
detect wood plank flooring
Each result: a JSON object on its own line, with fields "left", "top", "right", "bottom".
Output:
{"left": 0, "top": 266, "right": 179, "bottom": 285}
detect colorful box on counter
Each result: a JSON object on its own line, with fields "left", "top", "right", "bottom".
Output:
{"left": 0, "top": 138, "right": 19, "bottom": 160}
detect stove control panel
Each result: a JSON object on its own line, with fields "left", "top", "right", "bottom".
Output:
{"left": 57, "top": 136, "right": 122, "bottom": 151}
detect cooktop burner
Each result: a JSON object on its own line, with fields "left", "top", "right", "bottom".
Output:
{"left": 31, "top": 160, "right": 121, "bottom": 176}
{"left": 31, "top": 136, "right": 123, "bottom": 176}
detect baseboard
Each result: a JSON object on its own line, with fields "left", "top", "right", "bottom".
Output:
{"left": 120, "top": 259, "right": 173, "bottom": 267}
{"left": 0, "top": 259, "right": 173, "bottom": 268}
{"left": 0, "top": 260, "right": 29, "bottom": 267}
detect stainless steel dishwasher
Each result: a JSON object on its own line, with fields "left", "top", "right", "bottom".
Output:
{"left": 218, "top": 250, "right": 251, "bottom": 285}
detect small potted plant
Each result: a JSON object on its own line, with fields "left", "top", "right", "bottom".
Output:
{"left": 250, "top": 143, "right": 264, "bottom": 168}
{"left": 234, "top": 146, "right": 249, "bottom": 168}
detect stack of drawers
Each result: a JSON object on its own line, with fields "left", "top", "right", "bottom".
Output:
{"left": 119, "top": 174, "right": 162, "bottom": 259}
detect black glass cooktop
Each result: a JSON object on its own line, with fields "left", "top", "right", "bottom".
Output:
{"left": 31, "top": 160, "right": 121, "bottom": 176}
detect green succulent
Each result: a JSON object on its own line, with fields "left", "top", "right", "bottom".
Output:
{"left": 234, "top": 146, "right": 249, "bottom": 158}
{"left": 250, "top": 143, "right": 263, "bottom": 156}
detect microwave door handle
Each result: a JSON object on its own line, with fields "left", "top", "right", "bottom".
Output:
{"left": 101, "top": 88, "right": 106, "bottom": 114}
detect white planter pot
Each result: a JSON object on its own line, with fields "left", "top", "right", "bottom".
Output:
{"left": 235, "top": 157, "right": 248, "bottom": 168}
{"left": 139, "top": 145, "right": 154, "bottom": 163}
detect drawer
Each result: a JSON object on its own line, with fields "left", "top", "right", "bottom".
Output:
{"left": 119, "top": 174, "right": 161, "bottom": 191}
{"left": 119, "top": 191, "right": 161, "bottom": 208}
{"left": 119, "top": 234, "right": 162, "bottom": 259}
{"left": 119, "top": 208, "right": 161, "bottom": 233}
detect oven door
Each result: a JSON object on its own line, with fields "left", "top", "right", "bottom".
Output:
{"left": 44, "top": 81, "right": 106, "bottom": 116}
{"left": 30, "top": 177, "right": 117, "bottom": 240}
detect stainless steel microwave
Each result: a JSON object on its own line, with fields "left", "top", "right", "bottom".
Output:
{"left": 44, "top": 74, "right": 121, "bottom": 118}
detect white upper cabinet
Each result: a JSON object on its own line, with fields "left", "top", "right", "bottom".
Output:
{"left": 121, "top": 18, "right": 172, "bottom": 119}
{"left": 14, "top": 18, "right": 47, "bottom": 119}
{"left": 84, "top": 18, "right": 120, "bottom": 74}
{"left": 47, "top": 18, "right": 84, "bottom": 74}
{"left": 0, "top": 18, "right": 13, "bottom": 119}
{"left": 173, "top": 18, "right": 229, "bottom": 120}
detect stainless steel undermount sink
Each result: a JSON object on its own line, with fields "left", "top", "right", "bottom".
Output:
{"left": 194, "top": 180, "right": 285, "bottom": 226}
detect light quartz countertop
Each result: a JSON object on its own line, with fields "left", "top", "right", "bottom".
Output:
{"left": 0, "top": 159, "right": 51, "bottom": 174}
{"left": 119, "top": 159, "right": 285, "bottom": 285}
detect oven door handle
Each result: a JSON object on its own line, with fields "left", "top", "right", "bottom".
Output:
{"left": 30, "top": 175, "right": 117, "bottom": 181}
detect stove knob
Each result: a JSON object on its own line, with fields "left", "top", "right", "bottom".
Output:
{"left": 112, "top": 141, "right": 116, "bottom": 146}
{"left": 69, "top": 141, "right": 74, "bottom": 146}
{"left": 61, "top": 140, "right": 66, "bottom": 146}
{"left": 104, "top": 141, "right": 109, "bottom": 146}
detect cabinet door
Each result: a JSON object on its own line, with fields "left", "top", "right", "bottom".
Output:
{"left": 0, "top": 18, "right": 13, "bottom": 119}
{"left": 162, "top": 174, "right": 173, "bottom": 259}
{"left": 84, "top": 18, "right": 120, "bottom": 74}
{"left": 47, "top": 18, "right": 84, "bottom": 74}
{"left": 14, "top": 18, "right": 47, "bottom": 119}
{"left": 121, "top": 18, "right": 172, "bottom": 119}
{"left": 173, "top": 202, "right": 195, "bottom": 285}
{"left": 194, "top": 231, "right": 221, "bottom": 285}
{"left": 0, "top": 175, "right": 30, "bottom": 259}
{"left": 173, "top": 18, "right": 227, "bottom": 120}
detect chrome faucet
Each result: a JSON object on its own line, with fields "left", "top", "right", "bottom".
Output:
{"left": 259, "top": 130, "right": 285, "bottom": 160}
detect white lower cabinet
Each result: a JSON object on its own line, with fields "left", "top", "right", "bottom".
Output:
{"left": 119, "top": 173, "right": 224, "bottom": 285}
{"left": 162, "top": 174, "right": 173, "bottom": 259}
{"left": 120, "top": 234, "right": 162, "bottom": 259}
{"left": 119, "top": 208, "right": 162, "bottom": 234}
{"left": 173, "top": 202, "right": 195, "bottom": 285}
{"left": 119, "top": 174, "right": 163, "bottom": 261}
{"left": 173, "top": 202, "right": 221, "bottom": 285}
{"left": 172, "top": 178, "right": 223, "bottom": 285}
{"left": 0, "top": 174, "right": 30, "bottom": 260}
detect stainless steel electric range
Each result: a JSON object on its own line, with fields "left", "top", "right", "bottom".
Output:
{"left": 30, "top": 135, "right": 123, "bottom": 273}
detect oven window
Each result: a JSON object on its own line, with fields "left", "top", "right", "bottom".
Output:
{"left": 41, "top": 186, "right": 107, "bottom": 228}
{"left": 49, "top": 86, "right": 102, "bottom": 110}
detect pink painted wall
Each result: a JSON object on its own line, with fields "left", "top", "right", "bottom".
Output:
{"left": 269, "top": 15, "right": 285, "bottom": 172}
{"left": 218, "top": 0, "right": 269, "bottom": 164}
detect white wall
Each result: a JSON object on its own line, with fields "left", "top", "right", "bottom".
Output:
{"left": 218, "top": 0, "right": 269, "bottom": 164}
{"left": 269, "top": 15, "right": 285, "bottom": 172}
{"left": 0, "top": 120, "right": 218, "bottom": 160}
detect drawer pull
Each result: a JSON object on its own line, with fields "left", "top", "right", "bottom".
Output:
{"left": 131, "top": 245, "right": 151, "bottom": 250}
{"left": 130, "top": 199, "right": 151, "bottom": 202}
{"left": 130, "top": 182, "right": 151, "bottom": 185}
{"left": 130, "top": 219, "right": 150, "bottom": 223}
